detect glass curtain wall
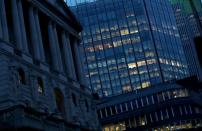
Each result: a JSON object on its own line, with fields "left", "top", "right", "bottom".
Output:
{"left": 65, "top": 0, "right": 190, "bottom": 98}
{"left": 170, "top": 0, "right": 202, "bottom": 80}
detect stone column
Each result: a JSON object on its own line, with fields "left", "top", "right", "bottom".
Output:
{"left": 73, "top": 40, "right": 85, "bottom": 85}
{"left": 17, "top": 0, "right": 29, "bottom": 53}
{"left": 53, "top": 24, "right": 64, "bottom": 73}
{"left": 61, "top": 31, "right": 77, "bottom": 79}
{"left": 0, "top": 16, "right": 3, "bottom": 39}
{"left": 34, "top": 9, "right": 45, "bottom": 62}
{"left": 48, "top": 21, "right": 60, "bottom": 71}
{"left": 11, "top": 0, "right": 23, "bottom": 50}
{"left": 0, "top": 0, "right": 9, "bottom": 41}
{"left": 29, "top": 6, "right": 40, "bottom": 60}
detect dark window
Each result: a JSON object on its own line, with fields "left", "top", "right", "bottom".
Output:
{"left": 146, "top": 113, "right": 152, "bottom": 124}
{"left": 121, "top": 103, "right": 127, "bottom": 112}
{"left": 85, "top": 100, "right": 89, "bottom": 112}
{"left": 126, "top": 101, "right": 132, "bottom": 111}
{"left": 151, "top": 112, "right": 157, "bottom": 122}
{"left": 155, "top": 112, "right": 159, "bottom": 122}
{"left": 54, "top": 88, "right": 65, "bottom": 114}
{"left": 116, "top": 104, "right": 122, "bottom": 113}
{"left": 167, "top": 108, "right": 174, "bottom": 118}
{"left": 142, "top": 97, "right": 148, "bottom": 106}
{"left": 153, "top": 94, "right": 159, "bottom": 103}
{"left": 137, "top": 99, "right": 142, "bottom": 108}
{"left": 157, "top": 92, "right": 164, "bottom": 102}
{"left": 148, "top": 95, "right": 153, "bottom": 105}
{"left": 132, "top": 99, "right": 137, "bottom": 109}
{"left": 97, "top": 110, "right": 101, "bottom": 119}
{"left": 181, "top": 105, "right": 186, "bottom": 115}
{"left": 158, "top": 110, "right": 163, "bottom": 121}
{"left": 106, "top": 107, "right": 111, "bottom": 116}
{"left": 162, "top": 109, "right": 169, "bottom": 119}
{"left": 17, "top": 68, "right": 26, "bottom": 85}
{"left": 187, "top": 105, "right": 192, "bottom": 115}
{"left": 111, "top": 106, "right": 116, "bottom": 115}
{"left": 194, "top": 37, "right": 202, "bottom": 66}
{"left": 173, "top": 106, "right": 181, "bottom": 117}
{"left": 135, "top": 116, "right": 141, "bottom": 126}
{"left": 37, "top": 77, "right": 44, "bottom": 94}
{"left": 101, "top": 108, "right": 106, "bottom": 118}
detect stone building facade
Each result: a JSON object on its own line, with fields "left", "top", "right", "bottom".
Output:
{"left": 0, "top": 0, "right": 100, "bottom": 130}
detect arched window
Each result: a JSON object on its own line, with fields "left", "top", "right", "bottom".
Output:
{"left": 85, "top": 99, "right": 89, "bottom": 112}
{"left": 17, "top": 68, "right": 26, "bottom": 85}
{"left": 54, "top": 88, "right": 65, "bottom": 113}
{"left": 72, "top": 93, "right": 77, "bottom": 107}
{"left": 37, "top": 77, "right": 44, "bottom": 94}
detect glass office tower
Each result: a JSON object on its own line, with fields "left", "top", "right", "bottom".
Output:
{"left": 170, "top": 0, "right": 202, "bottom": 80}
{"left": 66, "top": 0, "right": 189, "bottom": 97}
